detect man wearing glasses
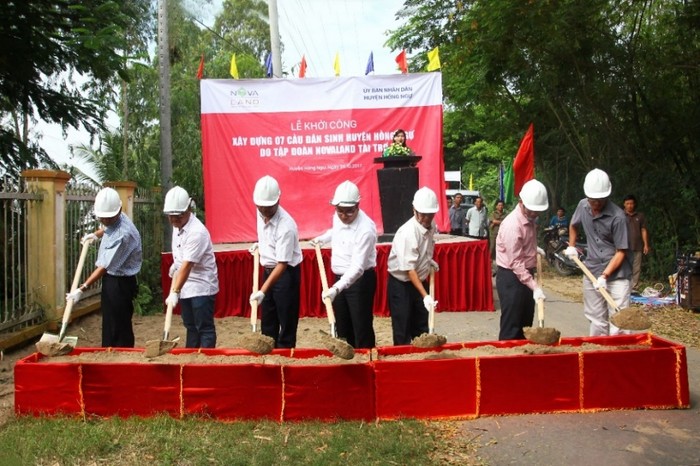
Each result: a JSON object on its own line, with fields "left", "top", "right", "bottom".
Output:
{"left": 164, "top": 186, "right": 219, "bottom": 348}
{"left": 566, "top": 169, "right": 631, "bottom": 336}
{"left": 311, "top": 181, "right": 377, "bottom": 349}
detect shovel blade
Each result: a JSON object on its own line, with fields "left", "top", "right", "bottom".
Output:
{"left": 36, "top": 333, "right": 78, "bottom": 356}
{"left": 144, "top": 338, "right": 179, "bottom": 358}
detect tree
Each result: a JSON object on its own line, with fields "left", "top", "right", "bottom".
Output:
{"left": 388, "top": 0, "right": 700, "bottom": 278}
{"left": 0, "top": 0, "right": 151, "bottom": 176}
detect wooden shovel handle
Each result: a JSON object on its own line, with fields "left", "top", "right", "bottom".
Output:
{"left": 536, "top": 254, "right": 544, "bottom": 324}
{"left": 570, "top": 254, "right": 621, "bottom": 312}
{"left": 62, "top": 239, "right": 93, "bottom": 327}
{"left": 314, "top": 243, "right": 336, "bottom": 326}
{"left": 251, "top": 248, "right": 260, "bottom": 326}
{"left": 163, "top": 301, "right": 174, "bottom": 340}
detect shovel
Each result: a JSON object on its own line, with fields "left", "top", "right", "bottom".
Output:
{"left": 314, "top": 243, "right": 354, "bottom": 360}
{"left": 35, "top": 238, "right": 93, "bottom": 356}
{"left": 144, "top": 301, "right": 180, "bottom": 358}
{"left": 237, "top": 247, "right": 274, "bottom": 354}
{"left": 571, "top": 255, "right": 650, "bottom": 331}
{"left": 524, "top": 254, "right": 561, "bottom": 345}
{"left": 412, "top": 268, "right": 447, "bottom": 348}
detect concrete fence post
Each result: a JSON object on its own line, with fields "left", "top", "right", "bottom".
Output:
{"left": 21, "top": 169, "right": 71, "bottom": 322}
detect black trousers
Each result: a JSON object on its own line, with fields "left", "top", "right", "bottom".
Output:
{"left": 387, "top": 274, "right": 429, "bottom": 346}
{"left": 496, "top": 267, "right": 535, "bottom": 340}
{"left": 101, "top": 274, "right": 137, "bottom": 347}
{"left": 261, "top": 265, "right": 300, "bottom": 348}
{"left": 333, "top": 268, "right": 376, "bottom": 349}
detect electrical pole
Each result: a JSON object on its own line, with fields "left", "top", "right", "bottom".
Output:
{"left": 158, "top": 0, "right": 173, "bottom": 250}
{"left": 268, "top": 0, "right": 282, "bottom": 78}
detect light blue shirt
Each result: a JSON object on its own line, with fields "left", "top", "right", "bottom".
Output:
{"left": 95, "top": 212, "right": 142, "bottom": 276}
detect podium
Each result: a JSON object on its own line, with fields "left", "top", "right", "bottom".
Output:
{"left": 374, "top": 155, "right": 422, "bottom": 240}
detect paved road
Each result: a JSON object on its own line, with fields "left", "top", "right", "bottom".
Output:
{"left": 434, "top": 281, "right": 700, "bottom": 466}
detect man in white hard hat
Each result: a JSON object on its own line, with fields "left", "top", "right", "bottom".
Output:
{"left": 249, "top": 175, "right": 303, "bottom": 348}
{"left": 67, "top": 187, "right": 142, "bottom": 347}
{"left": 566, "top": 168, "right": 631, "bottom": 336}
{"left": 164, "top": 186, "right": 219, "bottom": 348}
{"left": 387, "top": 187, "right": 440, "bottom": 345}
{"left": 311, "top": 180, "right": 378, "bottom": 349}
{"left": 495, "top": 179, "right": 548, "bottom": 340}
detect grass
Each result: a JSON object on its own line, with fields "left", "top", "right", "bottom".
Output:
{"left": 0, "top": 415, "right": 477, "bottom": 466}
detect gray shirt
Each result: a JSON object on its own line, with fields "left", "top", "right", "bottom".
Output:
{"left": 571, "top": 198, "right": 630, "bottom": 279}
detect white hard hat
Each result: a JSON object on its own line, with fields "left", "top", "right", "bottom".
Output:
{"left": 583, "top": 168, "right": 612, "bottom": 198}
{"left": 412, "top": 187, "right": 439, "bottom": 214}
{"left": 163, "top": 186, "right": 191, "bottom": 214}
{"left": 331, "top": 180, "right": 360, "bottom": 207}
{"left": 519, "top": 179, "right": 549, "bottom": 211}
{"left": 253, "top": 175, "right": 280, "bottom": 206}
{"left": 94, "top": 187, "right": 122, "bottom": 217}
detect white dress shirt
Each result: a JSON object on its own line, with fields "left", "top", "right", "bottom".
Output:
{"left": 257, "top": 206, "right": 303, "bottom": 268}
{"left": 316, "top": 209, "right": 377, "bottom": 292}
{"left": 387, "top": 216, "right": 435, "bottom": 282}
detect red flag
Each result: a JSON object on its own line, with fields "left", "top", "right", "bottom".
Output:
{"left": 395, "top": 50, "right": 408, "bottom": 74}
{"left": 196, "top": 54, "right": 204, "bottom": 79}
{"left": 513, "top": 123, "right": 535, "bottom": 196}
{"left": 299, "top": 55, "right": 307, "bottom": 78}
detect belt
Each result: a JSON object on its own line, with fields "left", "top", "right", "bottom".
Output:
{"left": 264, "top": 266, "right": 275, "bottom": 273}
{"left": 497, "top": 266, "right": 536, "bottom": 275}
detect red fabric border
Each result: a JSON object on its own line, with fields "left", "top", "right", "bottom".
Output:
{"left": 82, "top": 363, "right": 181, "bottom": 417}
{"left": 183, "top": 364, "right": 283, "bottom": 420}
{"left": 14, "top": 335, "right": 689, "bottom": 421}
{"left": 282, "top": 363, "right": 375, "bottom": 421}
{"left": 374, "top": 357, "right": 477, "bottom": 419}
{"left": 479, "top": 353, "right": 580, "bottom": 415}
{"left": 14, "top": 355, "right": 82, "bottom": 416}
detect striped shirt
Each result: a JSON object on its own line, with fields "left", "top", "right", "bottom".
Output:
{"left": 95, "top": 213, "right": 142, "bottom": 276}
{"left": 171, "top": 213, "right": 219, "bottom": 299}
{"left": 495, "top": 204, "right": 537, "bottom": 290}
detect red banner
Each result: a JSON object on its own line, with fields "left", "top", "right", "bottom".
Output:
{"left": 201, "top": 74, "right": 446, "bottom": 243}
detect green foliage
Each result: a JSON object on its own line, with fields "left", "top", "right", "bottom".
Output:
{"left": 0, "top": 416, "right": 441, "bottom": 465}
{"left": 0, "top": 0, "right": 151, "bottom": 175}
{"left": 389, "top": 0, "right": 700, "bottom": 279}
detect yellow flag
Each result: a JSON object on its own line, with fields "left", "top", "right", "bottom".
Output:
{"left": 230, "top": 54, "right": 239, "bottom": 79}
{"left": 333, "top": 52, "right": 340, "bottom": 77}
{"left": 427, "top": 47, "right": 441, "bottom": 71}
{"left": 469, "top": 173, "right": 474, "bottom": 191}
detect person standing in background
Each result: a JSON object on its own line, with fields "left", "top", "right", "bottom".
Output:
{"left": 448, "top": 192, "right": 467, "bottom": 236}
{"left": 549, "top": 207, "right": 569, "bottom": 228}
{"left": 68, "top": 187, "right": 142, "bottom": 348}
{"left": 249, "top": 175, "right": 303, "bottom": 348}
{"left": 623, "top": 194, "right": 650, "bottom": 292}
{"left": 495, "top": 181, "right": 549, "bottom": 340}
{"left": 312, "top": 181, "right": 377, "bottom": 349}
{"left": 387, "top": 187, "right": 440, "bottom": 345}
{"left": 164, "top": 186, "right": 219, "bottom": 348}
{"left": 489, "top": 199, "right": 506, "bottom": 259}
{"left": 466, "top": 196, "right": 489, "bottom": 239}
{"left": 566, "top": 169, "right": 631, "bottom": 336}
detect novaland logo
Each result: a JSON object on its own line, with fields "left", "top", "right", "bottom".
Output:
{"left": 230, "top": 87, "right": 261, "bottom": 107}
